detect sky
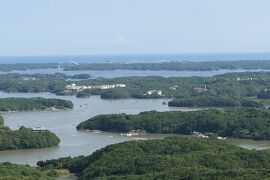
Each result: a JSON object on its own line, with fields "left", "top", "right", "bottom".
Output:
{"left": 0, "top": 0, "right": 270, "bottom": 56}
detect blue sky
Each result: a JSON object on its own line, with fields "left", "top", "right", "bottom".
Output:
{"left": 0, "top": 0, "right": 270, "bottom": 56}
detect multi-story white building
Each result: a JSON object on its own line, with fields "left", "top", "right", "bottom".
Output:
{"left": 65, "top": 83, "right": 126, "bottom": 92}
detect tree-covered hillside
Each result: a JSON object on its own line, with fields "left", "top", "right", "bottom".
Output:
{"left": 77, "top": 109, "right": 270, "bottom": 140}
{"left": 0, "top": 162, "right": 51, "bottom": 180}
{"left": 38, "top": 137, "right": 270, "bottom": 179}
{"left": 0, "top": 97, "right": 73, "bottom": 112}
{"left": 0, "top": 115, "right": 3, "bottom": 126}
{"left": 168, "top": 96, "right": 264, "bottom": 108}
{"left": 0, "top": 126, "right": 60, "bottom": 150}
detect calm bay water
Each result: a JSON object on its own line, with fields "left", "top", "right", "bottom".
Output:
{"left": 0, "top": 93, "right": 183, "bottom": 166}
{"left": 0, "top": 92, "right": 270, "bottom": 166}
{"left": 1, "top": 69, "right": 270, "bottom": 78}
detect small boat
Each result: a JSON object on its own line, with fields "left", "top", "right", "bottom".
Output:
{"left": 126, "top": 133, "right": 133, "bottom": 137}
{"left": 93, "top": 130, "right": 101, "bottom": 133}
{"left": 217, "top": 136, "right": 227, "bottom": 140}
{"left": 121, "top": 132, "right": 139, "bottom": 137}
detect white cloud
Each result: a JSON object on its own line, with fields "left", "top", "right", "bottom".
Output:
{"left": 112, "top": 37, "right": 134, "bottom": 44}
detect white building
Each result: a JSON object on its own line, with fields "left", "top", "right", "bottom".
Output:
{"left": 65, "top": 83, "right": 126, "bottom": 92}
{"left": 146, "top": 90, "right": 164, "bottom": 96}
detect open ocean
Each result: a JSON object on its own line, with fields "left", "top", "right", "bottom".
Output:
{"left": 0, "top": 52, "right": 270, "bottom": 64}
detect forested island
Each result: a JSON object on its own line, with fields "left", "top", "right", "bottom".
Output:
{"left": 0, "top": 115, "right": 60, "bottom": 151}
{"left": 0, "top": 73, "right": 68, "bottom": 93}
{"left": 0, "top": 126, "right": 60, "bottom": 150}
{"left": 0, "top": 97, "right": 73, "bottom": 112}
{"left": 0, "top": 63, "right": 59, "bottom": 72}
{"left": 3, "top": 60, "right": 270, "bottom": 72}
{"left": 62, "top": 60, "right": 270, "bottom": 71}
{"left": 3, "top": 72, "right": 270, "bottom": 103}
{"left": 38, "top": 136, "right": 270, "bottom": 179}
{"left": 168, "top": 96, "right": 265, "bottom": 108}
{"left": 57, "top": 71, "right": 270, "bottom": 105}
{"left": 77, "top": 109, "right": 270, "bottom": 140}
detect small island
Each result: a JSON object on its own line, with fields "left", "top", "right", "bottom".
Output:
{"left": 62, "top": 60, "right": 270, "bottom": 71}
{"left": 38, "top": 136, "right": 270, "bottom": 179}
{"left": 0, "top": 97, "right": 73, "bottom": 112}
{"left": 0, "top": 126, "right": 60, "bottom": 150}
{"left": 168, "top": 96, "right": 264, "bottom": 108}
{"left": 77, "top": 109, "right": 270, "bottom": 140}
{"left": 0, "top": 115, "right": 60, "bottom": 151}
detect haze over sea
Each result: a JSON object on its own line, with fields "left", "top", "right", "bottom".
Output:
{"left": 1, "top": 52, "right": 270, "bottom": 64}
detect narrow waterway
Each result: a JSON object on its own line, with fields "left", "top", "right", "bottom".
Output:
{"left": 0, "top": 92, "right": 270, "bottom": 166}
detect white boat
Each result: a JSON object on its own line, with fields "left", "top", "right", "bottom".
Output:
{"left": 121, "top": 132, "right": 139, "bottom": 137}
{"left": 93, "top": 130, "right": 101, "bottom": 133}
{"left": 126, "top": 133, "right": 133, "bottom": 137}
{"left": 217, "top": 136, "right": 227, "bottom": 140}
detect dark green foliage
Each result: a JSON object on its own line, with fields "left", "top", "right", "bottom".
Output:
{"left": 169, "top": 96, "right": 239, "bottom": 107}
{"left": 69, "top": 72, "right": 270, "bottom": 100}
{"left": 38, "top": 137, "right": 270, "bottom": 179}
{"left": 2, "top": 72, "right": 270, "bottom": 102}
{"left": 76, "top": 89, "right": 102, "bottom": 98}
{"left": 100, "top": 88, "right": 130, "bottom": 99}
{"left": 0, "top": 63, "right": 58, "bottom": 72}
{"left": 240, "top": 99, "right": 264, "bottom": 108}
{"left": 168, "top": 96, "right": 264, "bottom": 108}
{"left": 71, "top": 74, "right": 92, "bottom": 79}
{"left": 0, "top": 115, "right": 3, "bottom": 126}
{"left": 77, "top": 109, "right": 270, "bottom": 140}
{"left": 0, "top": 162, "right": 51, "bottom": 179}
{"left": 257, "top": 90, "right": 270, "bottom": 99}
{"left": 0, "top": 126, "right": 60, "bottom": 150}
{"left": 63, "top": 60, "right": 270, "bottom": 71}
{"left": 2, "top": 61, "right": 270, "bottom": 72}
{"left": 0, "top": 97, "right": 73, "bottom": 112}
{"left": 0, "top": 73, "right": 67, "bottom": 93}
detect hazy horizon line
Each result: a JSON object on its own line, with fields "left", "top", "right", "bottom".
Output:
{"left": 1, "top": 51, "right": 270, "bottom": 58}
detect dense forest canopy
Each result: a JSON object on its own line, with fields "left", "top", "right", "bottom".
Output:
{"left": 2, "top": 60, "right": 270, "bottom": 72}
{"left": 63, "top": 60, "right": 270, "bottom": 71}
{"left": 0, "top": 116, "right": 60, "bottom": 151}
{"left": 0, "top": 162, "right": 51, "bottom": 180}
{"left": 2, "top": 72, "right": 270, "bottom": 102}
{"left": 168, "top": 96, "right": 265, "bottom": 108}
{"left": 38, "top": 136, "right": 270, "bottom": 179}
{"left": 0, "top": 97, "right": 73, "bottom": 112}
{"left": 0, "top": 126, "right": 60, "bottom": 150}
{"left": 0, "top": 73, "right": 69, "bottom": 93}
{"left": 0, "top": 115, "right": 3, "bottom": 126}
{"left": 77, "top": 109, "right": 270, "bottom": 140}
